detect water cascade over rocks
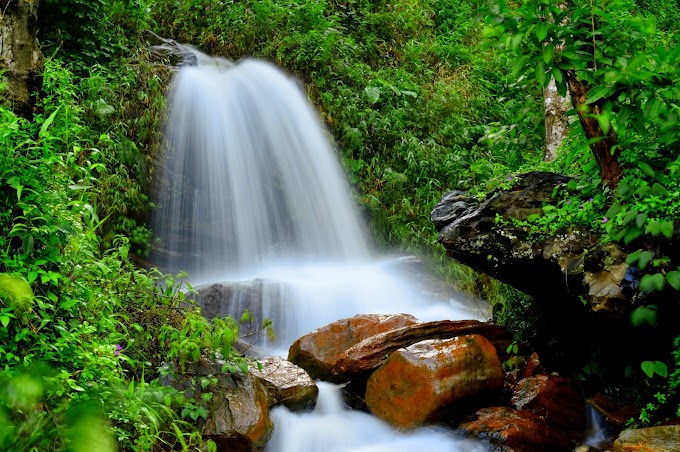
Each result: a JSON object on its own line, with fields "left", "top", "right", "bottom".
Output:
{"left": 152, "top": 52, "right": 489, "bottom": 450}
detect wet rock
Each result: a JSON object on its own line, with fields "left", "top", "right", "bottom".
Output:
{"left": 288, "top": 313, "right": 419, "bottom": 381}
{"left": 588, "top": 393, "right": 638, "bottom": 429}
{"left": 249, "top": 357, "right": 318, "bottom": 412}
{"left": 432, "top": 172, "right": 633, "bottom": 314}
{"left": 505, "top": 352, "right": 546, "bottom": 387}
{"left": 461, "top": 406, "right": 573, "bottom": 451}
{"left": 163, "top": 359, "right": 273, "bottom": 451}
{"left": 612, "top": 425, "right": 680, "bottom": 452}
{"left": 144, "top": 30, "right": 198, "bottom": 67}
{"left": 365, "top": 334, "right": 504, "bottom": 428}
{"left": 512, "top": 374, "right": 586, "bottom": 431}
{"left": 331, "top": 319, "right": 512, "bottom": 382}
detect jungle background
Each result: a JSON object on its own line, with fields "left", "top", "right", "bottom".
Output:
{"left": 0, "top": 0, "right": 678, "bottom": 449}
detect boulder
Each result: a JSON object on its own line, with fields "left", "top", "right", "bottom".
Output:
{"left": 461, "top": 406, "right": 573, "bottom": 451}
{"left": 506, "top": 352, "right": 546, "bottom": 387}
{"left": 145, "top": 30, "right": 198, "bottom": 67}
{"left": 432, "top": 172, "right": 632, "bottom": 314}
{"left": 588, "top": 393, "right": 638, "bottom": 429}
{"left": 331, "top": 319, "right": 512, "bottom": 382}
{"left": 249, "top": 357, "right": 318, "bottom": 411}
{"left": 612, "top": 425, "right": 680, "bottom": 452}
{"left": 163, "top": 359, "right": 273, "bottom": 451}
{"left": 512, "top": 374, "right": 586, "bottom": 430}
{"left": 365, "top": 334, "right": 504, "bottom": 428}
{"left": 288, "top": 313, "right": 419, "bottom": 381}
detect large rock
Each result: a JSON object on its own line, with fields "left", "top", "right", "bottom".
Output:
{"left": 588, "top": 393, "right": 638, "bottom": 429}
{"left": 461, "top": 406, "right": 573, "bottom": 451}
{"left": 365, "top": 334, "right": 504, "bottom": 428}
{"left": 432, "top": 172, "right": 633, "bottom": 314}
{"left": 431, "top": 171, "right": 679, "bottom": 377}
{"left": 331, "top": 319, "right": 512, "bottom": 382}
{"left": 612, "top": 425, "right": 680, "bottom": 452}
{"left": 288, "top": 313, "right": 419, "bottom": 381}
{"left": 249, "top": 357, "right": 318, "bottom": 411}
{"left": 512, "top": 374, "right": 586, "bottom": 430}
{"left": 163, "top": 359, "right": 273, "bottom": 451}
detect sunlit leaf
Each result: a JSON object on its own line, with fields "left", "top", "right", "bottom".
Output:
{"left": 364, "top": 86, "right": 380, "bottom": 104}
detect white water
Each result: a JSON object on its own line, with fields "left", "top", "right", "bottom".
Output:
{"left": 152, "top": 55, "right": 489, "bottom": 451}
{"left": 152, "top": 57, "right": 369, "bottom": 280}
{"left": 267, "top": 382, "right": 489, "bottom": 452}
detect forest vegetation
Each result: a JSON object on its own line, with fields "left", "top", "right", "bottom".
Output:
{"left": 0, "top": 0, "right": 678, "bottom": 449}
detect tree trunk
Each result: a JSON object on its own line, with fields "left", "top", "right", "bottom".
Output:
{"left": 566, "top": 72, "right": 622, "bottom": 189}
{"left": 543, "top": 76, "right": 571, "bottom": 161}
{"left": 0, "top": 0, "right": 42, "bottom": 117}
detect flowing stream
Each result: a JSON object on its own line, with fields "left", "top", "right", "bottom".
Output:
{"left": 152, "top": 53, "right": 489, "bottom": 451}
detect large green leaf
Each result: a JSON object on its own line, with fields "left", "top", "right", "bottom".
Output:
{"left": 0, "top": 273, "right": 34, "bottom": 311}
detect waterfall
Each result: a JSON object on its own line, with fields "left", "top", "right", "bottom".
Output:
{"left": 152, "top": 57, "right": 370, "bottom": 282}
{"left": 152, "top": 54, "right": 489, "bottom": 451}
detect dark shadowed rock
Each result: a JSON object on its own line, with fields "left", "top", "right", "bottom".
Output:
{"left": 432, "top": 172, "right": 634, "bottom": 315}
{"left": 163, "top": 359, "right": 273, "bottom": 451}
{"left": 588, "top": 393, "right": 638, "bottom": 430}
{"left": 512, "top": 374, "right": 586, "bottom": 431}
{"left": 365, "top": 334, "right": 504, "bottom": 428}
{"left": 249, "top": 357, "right": 318, "bottom": 411}
{"left": 461, "top": 406, "right": 573, "bottom": 451}
{"left": 288, "top": 313, "right": 420, "bottom": 381}
{"left": 331, "top": 319, "right": 512, "bottom": 382}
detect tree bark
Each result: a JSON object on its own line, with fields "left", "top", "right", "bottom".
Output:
{"left": 0, "top": 0, "right": 42, "bottom": 117}
{"left": 566, "top": 72, "right": 622, "bottom": 189}
{"left": 543, "top": 76, "right": 571, "bottom": 161}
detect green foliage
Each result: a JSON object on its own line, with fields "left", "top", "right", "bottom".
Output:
{"left": 150, "top": 0, "right": 534, "bottom": 252}
{"left": 484, "top": 0, "right": 680, "bottom": 422}
{"left": 0, "top": 44, "right": 232, "bottom": 450}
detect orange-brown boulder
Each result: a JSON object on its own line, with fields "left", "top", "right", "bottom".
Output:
{"left": 461, "top": 406, "right": 573, "bottom": 451}
{"left": 365, "top": 334, "right": 504, "bottom": 428}
{"left": 588, "top": 393, "right": 638, "bottom": 429}
{"left": 512, "top": 374, "right": 586, "bottom": 430}
{"left": 612, "top": 425, "right": 680, "bottom": 452}
{"left": 331, "top": 319, "right": 512, "bottom": 382}
{"left": 288, "top": 313, "right": 419, "bottom": 381}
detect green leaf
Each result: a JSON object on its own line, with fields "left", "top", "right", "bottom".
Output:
{"left": 536, "top": 62, "right": 546, "bottom": 87}
{"left": 535, "top": 22, "right": 549, "bottom": 41}
{"left": 94, "top": 99, "right": 115, "bottom": 118}
{"left": 0, "top": 274, "right": 34, "bottom": 311}
{"left": 623, "top": 228, "right": 643, "bottom": 245}
{"left": 364, "top": 86, "right": 381, "bottom": 104}
{"left": 645, "top": 220, "right": 662, "bottom": 236}
{"left": 0, "top": 315, "right": 9, "bottom": 328}
{"left": 635, "top": 213, "right": 647, "bottom": 229}
{"left": 625, "top": 250, "right": 642, "bottom": 266}
{"left": 640, "top": 273, "right": 665, "bottom": 292}
{"left": 543, "top": 44, "right": 555, "bottom": 64}
{"left": 660, "top": 221, "right": 674, "bottom": 239}
{"left": 40, "top": 106, "right": 62, "bottom": 137}
{"left": 605, "top": 203, "right": 621, "bottom": 219}
{"left": 638, "top": 251, "right": 653, "bottom": 270}
{"left": 641, "top": 361, "right": 655, "bottom": 378}
{"left": 639, "top": 162, "right": 655, "bottom": 178}
{"left": 631, "top": 305, "right": 657, "bottom": 327}
{"left": 654, "top": 361, "right": 668, "bottom": 378}
{"left": 666, "top": 271, "right": 680, "bottom": 291}
{"left": 586, "top": 84, "right": 613, "bottom": 104}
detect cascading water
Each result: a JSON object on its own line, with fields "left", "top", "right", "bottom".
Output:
{"left": 152, "top": 56, "right": 369, "bottom": 281}
{"left": 152, "top": 53, "right": 489, "bottom": 451}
